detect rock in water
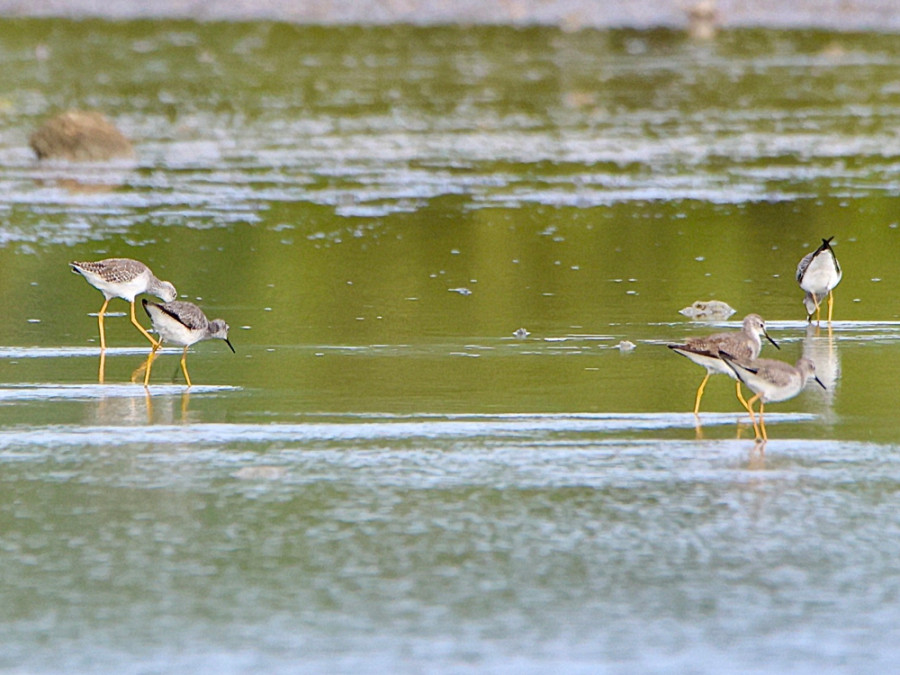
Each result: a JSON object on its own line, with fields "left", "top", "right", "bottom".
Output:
{"left": 678, "top": 300, "right": 736, "bottom": 320}
{"left": 29, "top": 110, "right": 134, "bottom": 161}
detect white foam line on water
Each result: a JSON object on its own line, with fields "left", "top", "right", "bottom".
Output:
{"left": 0, "top": 413, "right": 817, "bottom": 449}
{"left": 0, "top": 346, "right": 157, "bottom": 359}
{"left": 615, "top": 320, "right": 900, "bottom": 335}
{"left": 766, "top": 320, "right": 900, "bottom": 331}
{"left": 0, "top": 383, "right": 238, "bottom": 400}
{"left": 2, "top": 320, "right": 898, "bottom": 361}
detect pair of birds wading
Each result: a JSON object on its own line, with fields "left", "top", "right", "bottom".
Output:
{"left": 70, "top": 258, "right": 234, "bottom": 386}
{"left": 668, "top": 237, "right": 842, "bottom": 441}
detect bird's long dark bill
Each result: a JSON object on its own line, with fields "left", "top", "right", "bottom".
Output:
{"left": 764, "top": 330, "right": 780, "bottom": 350}
{"left": 225, "top": 338, "right": 236, "bottom": 353}
{"left": 814, "top": 375, "right": 826, "bottom": 390}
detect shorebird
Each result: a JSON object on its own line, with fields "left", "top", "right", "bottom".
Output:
{"left": 70, "top": 258, "right": 177, "bottom": 350}
{"left": 141, "top": 299, "right": 234, "bottom": 387}
{"left": 797, "top": 237, "right": 842, "bottom": 323}
{"left": 668, "top": 314, "right": 779, "bottom": 416}
{"left": 721, "top": 355, "right": 825, "bottom": 441}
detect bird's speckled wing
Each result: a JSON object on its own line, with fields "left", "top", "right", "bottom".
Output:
{"left": 752, "top": 359, "right": 799, "bottom": 388}
{"left": 71, "top": 258, "right": 148, "bottom": 284}
{"left": 156, "top": 301, "right": 209, "bottom": 331}
{"left": 680, "top": 331, "right": 754, "bottom": 362}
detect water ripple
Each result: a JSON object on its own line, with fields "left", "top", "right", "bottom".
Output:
{"left": 0, "top": 413, "right": 816, "bottom": 450}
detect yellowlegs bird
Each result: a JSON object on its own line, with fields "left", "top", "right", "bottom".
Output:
{"left": 796, "top": 236, "right": 842, "bottom": 323}
{"left": 668, "top": 314, "right": 779, "bottom": 416}
{"left": 141, "top": 299, "right": 234, "bottom": 387}
{"left": 720, "top": 355, "right": 825, "bottom": 441}
{"left": 70, "top": 258, "right": 177, "bottom": 350}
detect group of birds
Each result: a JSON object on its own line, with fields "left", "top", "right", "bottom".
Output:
{"left": 70, "top": 258, "right": 234, "bottom": 387}
{"left": 668, "top": 237, "right": 842, "bottom": 441}
{"left": 67, "top": 237, "right": 841, "bottom": 420}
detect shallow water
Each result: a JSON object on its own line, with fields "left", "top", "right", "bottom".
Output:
{"left": 1, "top": 20, "right": 900, "bottom": 673}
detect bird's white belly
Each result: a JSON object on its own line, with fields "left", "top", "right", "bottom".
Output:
{"left": 761, "top": 379, "right": 803, "bottom": 403}
{"left": 93, "top": 273, "right": 147, "bottom": 301}
{"left": 153, "top": 314, "right": 200, "bottom": 347}
{"left": 800, "top": 255, "right": 840, "bottom": 294}
{"left": 679, "top": 350, "right": 737, "bottom": 378}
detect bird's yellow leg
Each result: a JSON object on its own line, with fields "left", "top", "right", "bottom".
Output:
{"left": 180, "top": 346, "right": 192, "bottom": 388}
{"left": 734, "top": 381, "right": 753, "bottom": 438}
{"left": 98, "top": 348, "right": 106, "bottom": 384}
{"left": 827, "top": 290, "right": 835, "bottom": 323}
{"left": 131, "top": 348, "right": 155, "bottom": 383}
{"left": 142, "top": 344, "right": 161, "bottom": 387}
{"left": 693, "top": 373, "right": 710, "bottom": 416}
{"left": 130, "top": 300, "right": 160, "bottom": 348}
{"left": 736, "top": 380, "right": 754, "bottom": 416}
{"left": 745, "top": 393, "right": 761, "bottom": 439}
{"left": 758, "top": 401, "right": 768, "bottom": 441}
{"left": 97, "top": 298, "right": 110, "bottom": 351}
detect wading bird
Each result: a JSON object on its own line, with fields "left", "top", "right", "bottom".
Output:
{"left": 797, "top": 237, "right": 842, "bottom": 323}
{"left": 668, "top": 314, "right": 779, "bottom": 416}
{"left": 71, "top": 258, "right": 177, "bottom": 350}
{"left": 721, "top": 354, "right": 825, "bottom": 442}
{"left": 141, "top": 299, "right": 234, "bottom": 387}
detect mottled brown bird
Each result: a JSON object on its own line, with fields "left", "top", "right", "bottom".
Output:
{"left": 71, "top": 258, "right": 177, "bottom": 350}
{"left": 668, "top": 314, "right": 779, "bottom": 415}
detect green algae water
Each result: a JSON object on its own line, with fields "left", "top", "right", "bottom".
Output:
{"left": 1, "top": 20, "right": 900, "bottom": 673}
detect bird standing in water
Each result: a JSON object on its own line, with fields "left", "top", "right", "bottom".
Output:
{"left": 70, "top": 258, "right": 177, "bottom": 350}
{"left": 141, "top": 299, "right": 234, "bottom": 387}
{"left": 721, "top": 355, "right": 826, "bottom": 441}
{"left": 668, "top": 314, "right": 780, "bottom": 416}
{"left": 796, "top": 237, "right": 842, "bottom": 324}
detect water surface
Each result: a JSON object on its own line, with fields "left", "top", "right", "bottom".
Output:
{"left": 1, "top": 20, "right": 900, "bottom": 673}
